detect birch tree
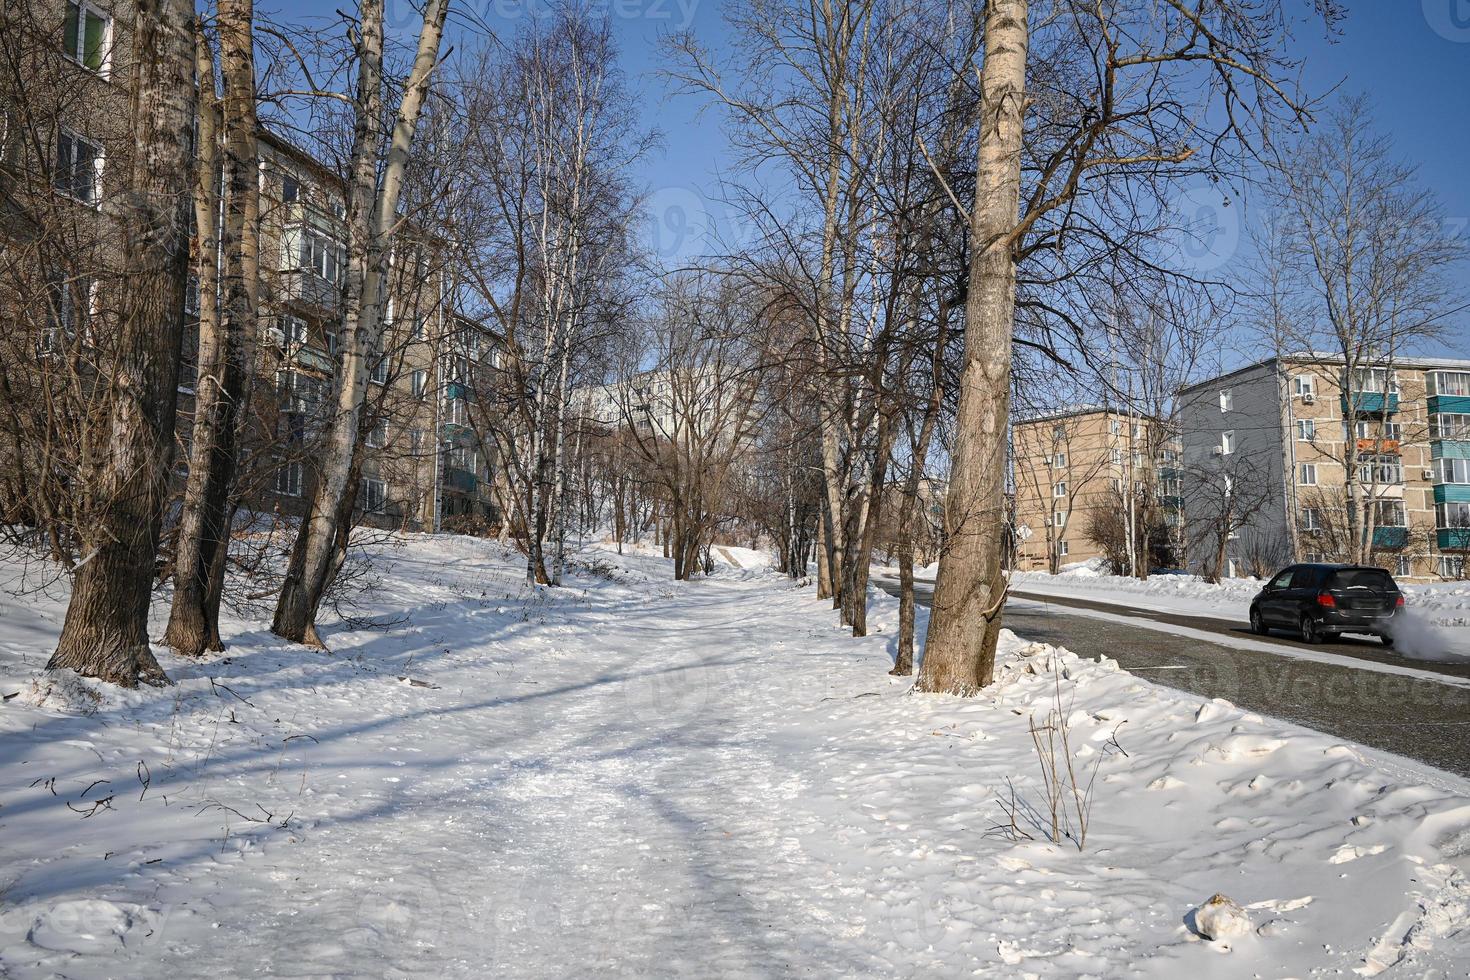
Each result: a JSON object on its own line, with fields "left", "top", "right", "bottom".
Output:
{"left": 165, "top": 0, "right": 261, "bottom": 656}
{"left": 272, "top": 0, "right": 449, "bottom": 645}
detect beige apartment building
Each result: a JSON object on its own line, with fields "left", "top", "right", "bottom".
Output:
{"left": 1179, "top": 354, "right": 1470, "bottom": 581}
{"left": 1012, "top": 407, "right": 1182, "bottom": 573}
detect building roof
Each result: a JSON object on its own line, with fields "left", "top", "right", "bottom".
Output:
{"left": 1179, "top": 351, "right": 1470, "bottom": 395}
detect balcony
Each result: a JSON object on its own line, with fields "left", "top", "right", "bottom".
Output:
{"left": 1432, "top": 440, "right": 1470, "bottom": 461}
{"left": 1343, "top": 391, "right": 1399, "bottom": 415}
{"left": 277, "top": 269, "right": 342, "bottom": 312}
{"left": 446, "top": 380, "right": 472, "bottom": 402}
{"left": 1437, "top": 528, "right": 1470, "bottom": 551}
{"left": 1372, "top": 526, "right": 1409, "bottom": 549}
{"left": 444, "top": 467, "right": 478, "bottom": 494}
{"left": 1435, "top": 484, "right": 1470, "bottom": 504}
{"left": 1356, "top": 438, "right": 1400, "bottom": 454}
{"left": 1429, "top": 394, "right": 1470, "bottom": 417}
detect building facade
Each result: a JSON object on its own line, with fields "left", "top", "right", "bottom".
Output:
{"left": 1012, "top": 407, "right": 1182, "bottom": 573}
{"left": 0, "top": 0, "right": 503, "bottom": 536}
{"left": 1178, "top": 354, "right": 1470, "bottom": 581}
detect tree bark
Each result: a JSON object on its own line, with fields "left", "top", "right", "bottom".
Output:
{"left": 915, "top": 0, "right": 1028, "bottom": 696}
{"left": 47, "top": 0, "right": 197, "bottom": 686}
{"left": 164, "top": 0, "right": 258, "bottom": 656}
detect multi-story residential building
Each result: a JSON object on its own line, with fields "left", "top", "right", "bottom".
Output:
{"left": 1011, "top": 407, "right": 1182, "bottom": 573}
{"left": 0, "top": 2, "right": 502, "bottom": 536}
{"left": 1178, "top": 354, "right": 1470, "bottom": 581}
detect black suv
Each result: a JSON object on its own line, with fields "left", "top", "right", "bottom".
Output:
{"left": 1249, "top": 563, "right": 1404, "bottom": 645}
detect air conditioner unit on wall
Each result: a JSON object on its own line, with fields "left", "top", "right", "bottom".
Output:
{"left": 1422, "top": 468, "right": 1435, "bottom": 481}
{"left": 1212, "top": 446, "right": 1224, "bottom": 456}
{"left": 1302, "top": 392, "right": 1317, "bottom": 405}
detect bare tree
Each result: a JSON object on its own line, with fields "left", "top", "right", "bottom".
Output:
{"left": 918, "top": 0, "right": 1333, "bottom": 694}
{"left": 1255, "top": 95, "right": 1464, "bottom": 564}
{"left": 165, "top": 0, "right": 261, "bottom": 656}
{"left": 272, "top": 0, "right": 448, "bottom": 646}
{"left": 42, "top": 0, "right": 199, "bottom": 685}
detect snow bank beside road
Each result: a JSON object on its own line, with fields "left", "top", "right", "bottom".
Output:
{"left": 0, "top": 534, "right": 1467, "bottom": 977}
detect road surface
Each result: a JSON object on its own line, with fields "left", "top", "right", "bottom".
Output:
{"left": 876, "top": 576, "right": 1470, "bottom": 779}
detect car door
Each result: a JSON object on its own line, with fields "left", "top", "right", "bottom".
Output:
{"left": 1260, "top": 567, "right": 1297, "bottom": 625}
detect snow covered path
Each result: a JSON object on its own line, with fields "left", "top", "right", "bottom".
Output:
{"left": 3, "top": 537, "right": 1470, "bottom": 977}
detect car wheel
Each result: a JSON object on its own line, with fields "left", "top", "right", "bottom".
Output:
{"left": 1300, "top": 614, "right": 1321, "bottom": 644}
{"left": 1250, "top": 607, "right": 1266, "bottom": 635}
{"left": 1379, "top": 634, "right": 1395, "bottom": 648}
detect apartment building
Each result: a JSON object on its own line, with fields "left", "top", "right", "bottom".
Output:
{"left": 1178, "top": 354, "right": 1470, "bottom": 581}
{"left": 0, "top": 1, "right": 502, "bottom": 535}
{"left": 256, "top": 135, "right": 501, "bottom": 532}
{"left": 1011, "top": 407, "right": 1182, "bottom": 572}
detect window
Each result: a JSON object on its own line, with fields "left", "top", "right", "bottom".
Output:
{"left": 1053, "top": 424, "right": 1067, "bottom": 441}
{"left": 1109, "top": 419, "right": 1122, "bottom": 436}
{"left": 280, "top": 315, "right": 308, "bottom": 348}
{"left": 1299, "top": 463, "right": 1317, "bottom": 486}
{"left": 1056, "top": 541, "right": 1069, "bottom": 557}
{"left": 1160, "top": 476, "right": 1182, "bottom": 496}
{"left": 1358, "top": 454, "right": 1402, "bottom": 486}
{"left": 410, "top": 315, "right": 425, "bottom": 341}
{"left": 274, "top": 461, "right": 302, "bottom": 497}
{"left": 281, "top": 174, "right": 300, "bottom": 204}
{"left": 1219, "top": 389, "right": 1233, "bottom": 413}
{"left": 1053, "top": 510, "right": 1066, "bottom": 528}
{"left": 55, "top": 130, "right": 102, "bottom": 205}
{"left": 411, "top": 370, "right": 428, "bottom": 400}
{"left": 1374, "top": 499, "right": 1406, "bottom": 528}
{"left": 362, "top": 478, "right": 387, "bottom": 513}
{"left": 1395, "top": 555, "right": 1412, "bottom": 578}
{"left": 1293, "top": 375, "right": 1315, "bottom": 398}
{"left": 1300, "top": 508, "right": 1322, "bottom": 533}
{"left": 1223, "top": 474, "right": 1234, "bottom": 495}
{"left": 62, "top": 1, "right": 111, "bottom": 73}
{"left": 409, "top": 428, "right": 424, "bottom": 453}
{"left": 1053, "top": 482, "right": 1067, "bottom": 498}
{"left": 1350, "top": 367, "right": 1397, "bottom": 394}
{"left": 1432, "top": 415, "right": 1470, "bottom": 440}
{"left": 1438, "top": 555, "right": 1466, "bottom": 579}
{"left": 324, "top": 329, "right": 339, "bottom": 357}
{"left": 370, "top": 357, "right": 388, "bottom": 385}
{"left": 1111, "top": 477, "right": 1122, "bottom": 492}
{"left": 1430, "top": 371, "right": 1470, "bottom": 397}
{"left": 1437, "top": 501, "right": 1470, "bottom": 529}
{"left": 44, "top": 275, "right": 93, "bottom": 350}
{"left": 276, "top": 369, "right": 318, "bottom": 413}
{"left": 445, "top": 397, "right": 469, "bottom": 427}
{"left": 1110, "top": 448, "right": 1123, "bottom": 465}
{"left": 1296, "top": 419, "right": 1315, "bottom": 442}
{"left": 366, "top": 420, "right": 388, "bottom": 449}
{"left": 384, "top": 296, "right": 395, "bottom": 326}
{"left": 1436, "top": 457, "right": 1470, "bottom": 485}
{"left": 1347, "top": 419, "right": 1403, "bottom": 441}
{"left": 1220, "top": 430, "right": 1236, "bottom": 455}
{"left": 285, "top": 226, "right": 345, "bottom": 283}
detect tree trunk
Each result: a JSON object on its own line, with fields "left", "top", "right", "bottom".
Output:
{"left": 164, "top": 0, "right": 258, "bottom": 656}
{"left": 916, "top": 0, "right": 1028, "bottom": 696}
{"left": 271, "top": 0, "right": 449, "bottom": 643}
{"left": 47, "top": 0, "right": 197, "bottom": 687}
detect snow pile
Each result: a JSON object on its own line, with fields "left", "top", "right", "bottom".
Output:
{"left": 0, "top": 534, "right": 1467, "bottom": 977}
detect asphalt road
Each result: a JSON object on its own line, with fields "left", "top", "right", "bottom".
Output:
{"left": 877, "top": 577, "right": 1470, "bottom": 779}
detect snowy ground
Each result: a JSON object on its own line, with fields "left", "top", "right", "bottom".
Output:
{"left": 2, "top": 535, "right": 1469, "bottom": 977}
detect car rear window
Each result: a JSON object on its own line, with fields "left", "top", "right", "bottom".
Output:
{"left": 1328, "top": 568, "right": 1395, "bottom": 591}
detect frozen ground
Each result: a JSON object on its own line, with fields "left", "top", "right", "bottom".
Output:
{"left": 1, "top": 534, "right": 1469, "bottom": 977}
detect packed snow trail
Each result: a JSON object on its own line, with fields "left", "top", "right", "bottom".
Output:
{"left": 1, "top": 536, "right": 1468, "bottom": 978}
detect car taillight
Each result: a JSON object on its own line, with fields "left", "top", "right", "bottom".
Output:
{"left": 1396, "top": 595, "right": 1405, "bottom": 607}
{"left": 1316, "top": 593, "right": 1336, "bottom": 608}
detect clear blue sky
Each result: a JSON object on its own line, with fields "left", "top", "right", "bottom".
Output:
{"left": 332, "top": 0, "right": 1470, "bottom": 354}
